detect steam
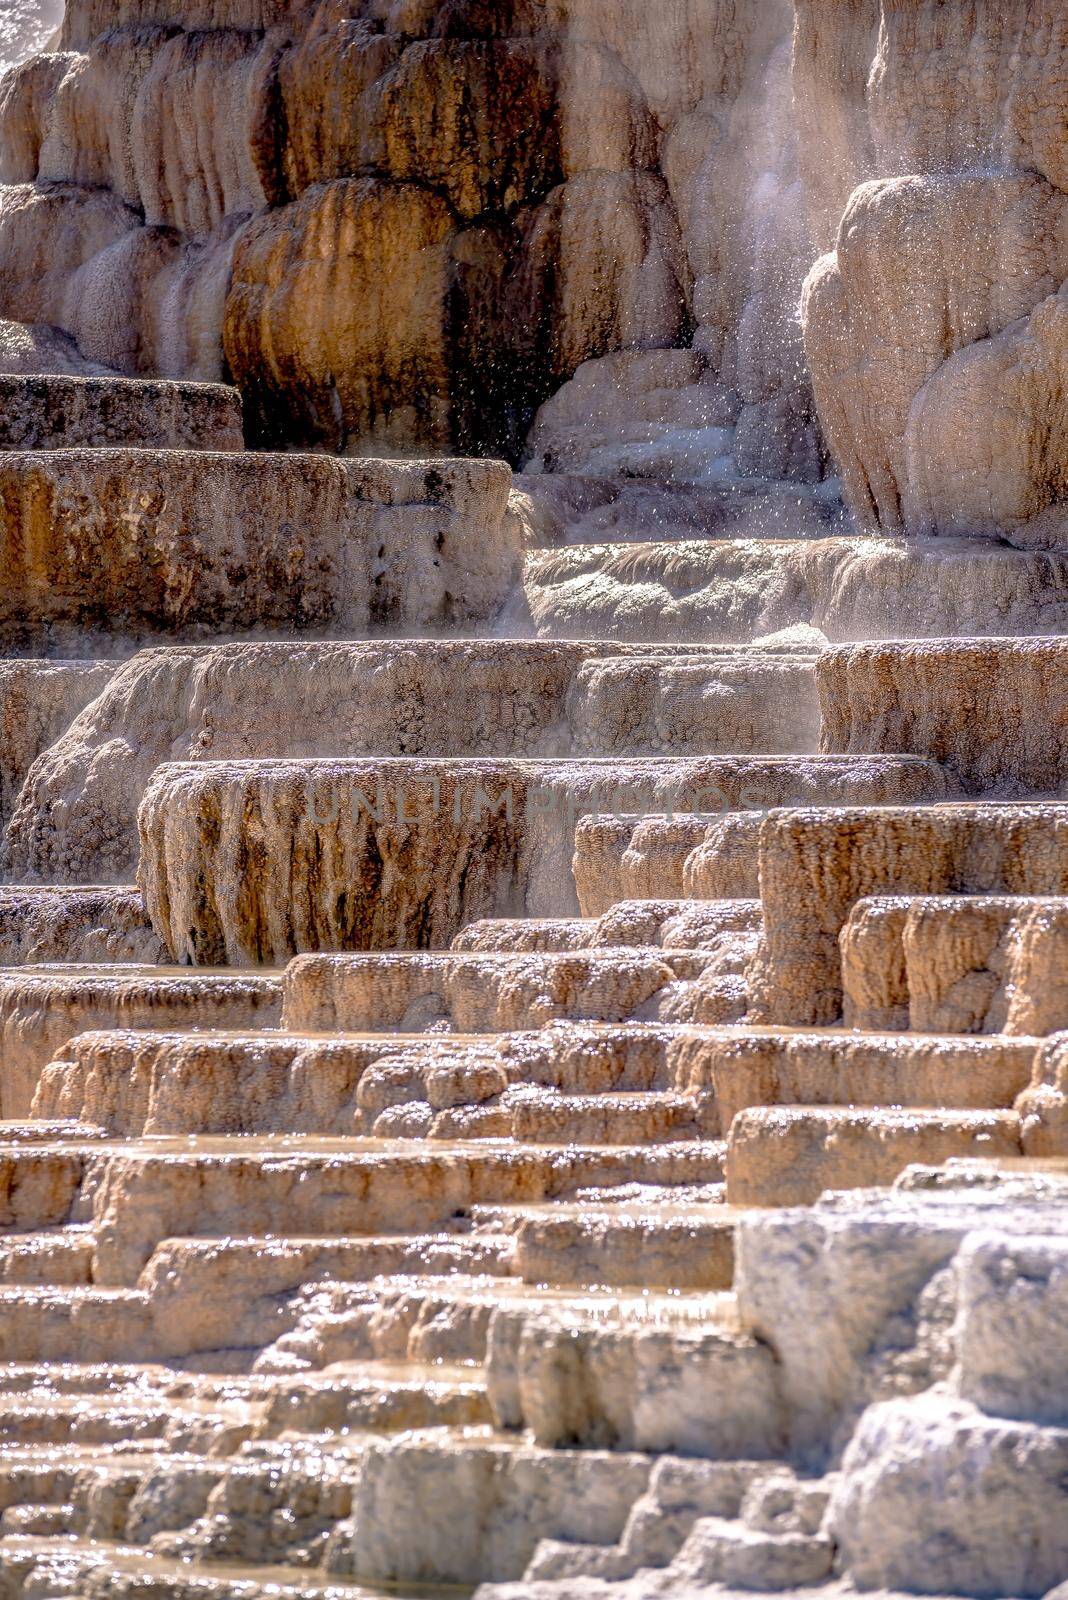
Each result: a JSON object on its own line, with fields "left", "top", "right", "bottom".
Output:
{"left": 0, "top": 0, "right": 64, "bottom": 75}
{"left": 517, "top": 0, "right": 836, "bottom": 564}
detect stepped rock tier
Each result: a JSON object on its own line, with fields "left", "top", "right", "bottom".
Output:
{"left": 0, "top": 1, "right": 1067, "bottom": 1597}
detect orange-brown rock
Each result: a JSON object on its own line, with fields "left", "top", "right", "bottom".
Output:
{"left": 0, "top": 0, "right": 815, "bottom": 467}
{"left": 225, "top": 177, "right": 455, "bottom": 454}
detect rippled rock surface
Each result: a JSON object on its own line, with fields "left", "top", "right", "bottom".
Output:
{"left": 0, "top": 4, "right": 1066, "bottom": 1598}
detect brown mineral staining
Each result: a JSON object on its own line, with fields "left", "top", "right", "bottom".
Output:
{"left": 225, "top": 178, "right": 457, "bottom": 454}
{"left": 0, "top": 3, "right": 1066, "bottom": 1595}
{"left": 0, "top": 0, "right": 808, "bottom": 463}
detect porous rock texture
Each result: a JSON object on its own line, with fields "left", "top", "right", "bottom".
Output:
{"left": 0, "top": 448, "right": 369, "bottom": 652}
{"left": 136, "top": 753, "right": 946, "bottom": 964}
{"left": 0, "top": 885, "right": 164, "bottom": 966}
{"left": 1, "top": 5, "right": 1068, "bottom": 1600}
{"left": 0, "top": 371, "right": 244, "bottom": 451}
{"left": 524, "top": 537, "right": 1068, "bottom": 644}
{"left": 0, "top": 0, "right": 820, "bottom": 478}
{"left": 749, "top": 803, "right": 1068, "bottom": 1025}
{"left": 842, "top": 893, "right": 1068, "bottom": 1038}
{"left": 797, "top": 0, "right": 1068, "bottom": 545}
{"left": 0, "top": 313, "right": 115, "bottom": 375}
{"left": 2, "top": 639, "right": 814, "bottom": 883}
{"left": 819, "top": 637, "right": 1068, "bottom": 794}
{"left": 0, "top": 656, "right": 115, "bottom": 819}
{"left": 0, "top": 447, "right": 518, "bottom": 654}
{"left": 0, "top": 963, "right": 282, "bottom": 1117}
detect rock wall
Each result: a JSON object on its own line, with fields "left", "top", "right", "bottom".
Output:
{"left": 0, "top": 0, "right": 823, "bottom": 474}
{"left": 799, "top": 0, "right": 1068, "bottom": 544}
{"left": 0, "top": 448, "right": 518, "bottom": 656}
{"left": 5, "top": 1, "right": 1068, "bottom": 530}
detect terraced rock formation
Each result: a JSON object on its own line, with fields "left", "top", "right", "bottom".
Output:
{"left": 0, "top": 0, "right": 1066, "bottom": 1596}
{"left": 0, "top": 0, "right": 813, "bottom": 477}
{"left": 0, "top": 364, "right": 1055, "bottom": 1597}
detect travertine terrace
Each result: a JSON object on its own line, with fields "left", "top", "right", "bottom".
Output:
{"left": 0, "top": 1, "right": 1064, "bottom": 1597}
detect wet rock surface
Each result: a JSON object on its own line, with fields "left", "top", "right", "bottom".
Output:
{"left": 0, "top": 4, "right": 1066, "bottom": 1599}
{"left": 0, "top": 0, "right": 808, "bottom": 471}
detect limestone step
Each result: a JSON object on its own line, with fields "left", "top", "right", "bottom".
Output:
{"left": 340, "top": 1432, "right": 656, "bottom": 1585}
{"left": 0, "top": 1227, "right": 95, "bottom": 1285}
{"left": 0, "top": 965, "right": 283, "bottom": 1119}
{"left": 281, "top": 949, "right": 717, "bottom": 1037}
{"left": 136, "top": 753, "right": 949, "bottom": 964}
{"left": 0, "top": 885, "right": 163, "bottom": 966}
{"left": 524, "top": 535, "right": 1068, "bottom": 645}
{"left": 260, "top": 1361, "right": 493, "bottom": 1437}
{"left": 468, "top": 1183, "right": 724, "bottom": 1231}
{"left": 0, "top": 1393, "right": 174, "bottom": 1446}
{"left": 0, "top": 1503, "right": 73, "bottom": 1535}
{"left": 505, "top": 1200, "right": 737, "bottom": 1289}
{"left": 0, "top": 1430, "right": 661, "bottom": 1590}
{"left": 667, "top": 1514, "right": 835, "bottom": 1589}
{"left": 749, "top": 803, "right": 1068, "bottom": 1026}
{"left": 0, "top": 1364, "right": 197, "bottom": 1397}
{"left": 683, "top": 813, "right": 769, "bottom": 901}
{"left": 96, "top": 1442, "right": 357, "bottom": 1564}
{"left": 819, "top": 635, "right": 1068, "bottom": 795}
{"left": 452, "top": 897, "right": 762, "bottom": 954}
{"left": 34, "top": 1027, "right": 420, "bottom": 1135}
{"left": 0, "top": 1287, "right": 154, "bottom": 1362}
{"left": 0, "top": 449, "right": 516, "bottom": 654}
{"left": 578, "top": 789, "right": 980, "bottom": 919}
{"left": 1019, "top": 1037, "right": 1068, "bottom": 1156}
{"left": 4, "top": 639, "right": 780, "bottom": 886}
{"left": 0, "top": 658, "right": 116, "bottom": 821}
{"left": 0, "top": 1536, "right": 380, "bottom": 1597}
{"left": 524, "top": 1457, "right": 776, "bottom": 1580}
{"left": 0, "top": 1228, "right": 524, "bottom": 1369}
{"left": 0, "top": 373, "right": 243, "bottom": 453}
{"left": 726, "top": 1106, "right": 1023, "bottom": 1207}
{"left": 0, "top": 1119, "right": 107, "bottom": 1144}
{"left": 0, "top": 1145, "right": 86, "bottom": 1229}
{"left": 837, "top": 893, "right": 914, "bottom": 1029}
{"left": 62, "top": 1137, "right": 727, "bottom": 1291}
{"left": 43, "top": 1019, "right": 1029, "bottom": 1153}
{"left": 0, "top": 1362, "right": 489, "bottom": 1453}
{"left": 134, "top": 1232, "right": 518, "bottom": 1353}
{"left": 483, "top": 1291, "right": 783, "bottom": 1457}
{"left": 741, "top": 1471, "right": 835, "bottom": 1537}
{"left": 574, "top": 819, "right": 711, "bottom": 893}
{"left": 33, "top": 1023, "right": 693, "bottom": 1137}
{"left": 0, "top": 1456, "right": 87, "bottom": 1516}
{"left": 0, "top": 1374, "right": 262, "bottom": 1461}
{"left": 575, "top": 812, "right": 765, "bottom": 914}
{"left": 374, "top": 1023, "right": 681, "bottom": 1100}
{"left": 264, "top": 1274, "right": 731, "bottom": 1376}
{"left": 343, "top": 1446, "right": 799, "bottom": 1593}
{"left": 669, "top": 1027, "right": 1039, "bottom": 1133}
{"left": 566, "top": 654, "right": 820, "bottom": 756}
{"left": 147, "top": 1231, "right": 517, "bottom": 1291}
{"left": 506, "top": 1088, "right": 715, "bottom": 1146}
{"left": 842, "top": 893, "right": 1068, "bottom": 1035}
